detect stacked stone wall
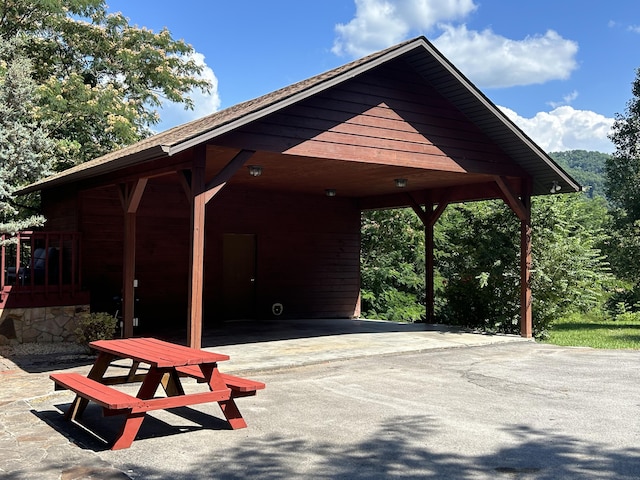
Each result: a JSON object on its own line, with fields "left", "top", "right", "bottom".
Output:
{"left": 0, "top": 305, "right": 90, "bottom": 345}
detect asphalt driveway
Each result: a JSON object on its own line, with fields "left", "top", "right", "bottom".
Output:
{"left": 2, "top": 322, "right": 639, "bottom": 479}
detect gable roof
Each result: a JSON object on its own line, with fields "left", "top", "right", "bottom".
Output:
{"left": 20, "top": 36, "right": 579, "bottom": 197}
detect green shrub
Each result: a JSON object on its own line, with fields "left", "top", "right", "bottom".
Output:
{"left": 614, "top": 311, "right": 640, "bottom": 323}
{"left": 605, "top": 286, "right": 640, "bottom": 317}
{"left": 74, "top": 311, "right": 117, "bottom": 347}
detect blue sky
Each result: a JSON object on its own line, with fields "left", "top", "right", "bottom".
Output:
{"left": 106, "top": 0, "right": 640, "bottom": 153}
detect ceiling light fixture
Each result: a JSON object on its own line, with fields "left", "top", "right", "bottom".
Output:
{"left": 248, "top": 165, "right": 262, "bottom": 177}
{"left": 395, "top": 178, "right": 408, "bottom": 188}
{"left": 325, "top": 189, "right": 337, "bottom": 197}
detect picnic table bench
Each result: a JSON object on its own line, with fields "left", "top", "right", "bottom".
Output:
{"left": 50, "top": 337, "right": 265, "bottom": 450}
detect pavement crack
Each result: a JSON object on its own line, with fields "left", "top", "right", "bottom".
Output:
{"left": 464, "top": 371, "right": 567, "bottom": 399}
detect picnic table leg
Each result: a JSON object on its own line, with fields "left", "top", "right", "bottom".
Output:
{"left": 136, "top": 367, "right": 165, "bottom": 399}
{"left": 126, "top": 360, "right": 141, "bottom": 382}
{"left": 218, "top": 399, "right": 247, "bottom": 429}
{"left": 160, "top": 370, "right": 185, "bottom": 396}
{"left": 66, "top": 352, "right": 114, "bottom": 420}
{"left": 111, "top": 411, "right": 145, "bottom": 450}
{"left": 199, "top": 364, "right": 248, "bottom": 429}
{"left": 108, "top": 368, "right": 166, "bottom": 450}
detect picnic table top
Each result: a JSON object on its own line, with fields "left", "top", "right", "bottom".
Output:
{"left": 90, "top": 337, "right": 230, "bottom": 368}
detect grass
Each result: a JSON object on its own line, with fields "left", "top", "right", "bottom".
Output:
{"left": 545, "top": 312, "right": 640, "bottom": 349}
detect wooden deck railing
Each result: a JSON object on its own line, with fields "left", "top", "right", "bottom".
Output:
{"left": 1, "top": 231, "right": 89, "bottom": 308}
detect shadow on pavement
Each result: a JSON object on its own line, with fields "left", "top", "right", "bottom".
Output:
{"left": 33, "top": 402, "right": 232, "bottom": 452}
{"left": 28, "top": 415, "right": 640, "bottom": 479}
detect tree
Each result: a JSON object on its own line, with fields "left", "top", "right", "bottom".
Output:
{"left": 605, "top": 67, "right": 640, "bottom": 217}
{"left": 436, "top": 201, "right": 520, "bottom": 332}
{"left": 361, "top": 208, "right": 426, "bottom": 321}
{"left": 0, "top": 45, "right": 54, "bottom": 236}
{"left": 529, "top": 194, "right": 612, "bottom": 332}
{"left": 361, "top": 192, "right": 612, "bottom": 337}
{"left": 604, "top": 67, "right": 640, "bottom": 302}
{"left": 0, "top": 0, "right": 212, "bottom": 170}
{"left": 436, "top": 195, "right": 612, "bottom": 337}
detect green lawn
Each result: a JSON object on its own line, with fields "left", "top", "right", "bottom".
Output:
{"left": 545, "top": 313, "right": 640, "bottom": 349}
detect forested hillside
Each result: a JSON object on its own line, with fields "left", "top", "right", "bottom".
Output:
{"left": 550, "top": 150, "right": 610, "bottom": 199}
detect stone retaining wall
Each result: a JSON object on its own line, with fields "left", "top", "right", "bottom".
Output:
{"left": 0, "top": 305, "right": 90, "bottom": 345}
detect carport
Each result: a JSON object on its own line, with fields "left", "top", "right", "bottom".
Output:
{"left": 17, "top": 36, "right": 579, "bottom": 348}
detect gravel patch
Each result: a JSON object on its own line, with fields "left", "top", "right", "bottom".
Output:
{"left": 0, "top": 342, "right": 87, "bottom": 357}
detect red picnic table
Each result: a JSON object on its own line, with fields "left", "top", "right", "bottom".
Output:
{"left": 50, "top": 337, "right": 265, "bottom": 450}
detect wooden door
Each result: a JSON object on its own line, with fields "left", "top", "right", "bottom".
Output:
{"left": 222, "top": 234, "right": 257, "bottom": 319}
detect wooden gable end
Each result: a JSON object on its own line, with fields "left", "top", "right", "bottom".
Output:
{"left": 213, "top": 58, "right": 526, "bottom": 181}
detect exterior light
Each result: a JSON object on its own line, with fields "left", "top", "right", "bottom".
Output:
{"left": 550, "top": 181, "right": 561, "bottom": 194}
{"left": 325, "top": 189, "right": 337, "bottom": 197}
{"left": 395, "top": 178, "right": 408, "bottom": 188}
{"left": 248, "top": 165, "right": 262, "bottom": 177}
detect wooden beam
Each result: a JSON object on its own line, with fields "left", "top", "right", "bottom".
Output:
{"left": 495, "top": 176, "right": 528, "bottom": 222}
{"left": 360, "top": 181, "right": 505, "bottom": 211}
{"left": 430, "top": 199, "right": 449, "bottom": 228}
{"left": 203, "top": 149, "right": 255, "bottom": 204}
{"left": 408, "top": 194, "right": 430, "bottom": 225}
{"left": 408, "top": 192, "right": 449, "bottom": 227}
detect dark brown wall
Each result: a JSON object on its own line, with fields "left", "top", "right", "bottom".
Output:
{"left": 204, "top": 186, "right": 361, "bottom": 325}
{"left": 54, "top": 175, "right": 361, "bottom": 330}
{"left": 41, "top": 188, "right": 78, "bottom": 231}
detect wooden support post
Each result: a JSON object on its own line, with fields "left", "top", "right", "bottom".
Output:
{"left": 425, "top": 200, "right": 435, "bottom": 323}
{"left": 494, "top": 177, "right": 533, "bottom": 338}
{"left": 520, "top": 183, "right": 533, "bottom": 338}
{"left": 186, "top": 148, "right": 256, "bottom": 348}
{"left": 122, "top": 212, "right": 136, "bottom": 338}
{"left": 187, "top": 146, "right": 207, "bottom": 349}
{"left": 409, "top": 194, "right": 448, "bottom": 324}
{"left": 119, "top": 179, "right": 148, "bottom": 338}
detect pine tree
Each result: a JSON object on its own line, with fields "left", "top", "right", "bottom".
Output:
{"left": 0, "top": 46, "right": 54, "bottom": 236}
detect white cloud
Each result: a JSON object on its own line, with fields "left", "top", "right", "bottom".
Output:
{"left": 331, "top": 1, "right": 606, "bottom": 153}
{"left": 155, "top": 52, "right": 221, "bottom": 132}
{"left": 433, "top": 25, "right": 578, "bottom": 88}
{"left": 500, "top": 105, "right": 615, "bottom": 153}
{"left": 548, "top": 90, "right": 579, "bottom": 109}
{"left": 332, "top": 0, "right": 477, "bottom": 57}
{"left": 332, "top": 1, "right": 577, "bottom": 89}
